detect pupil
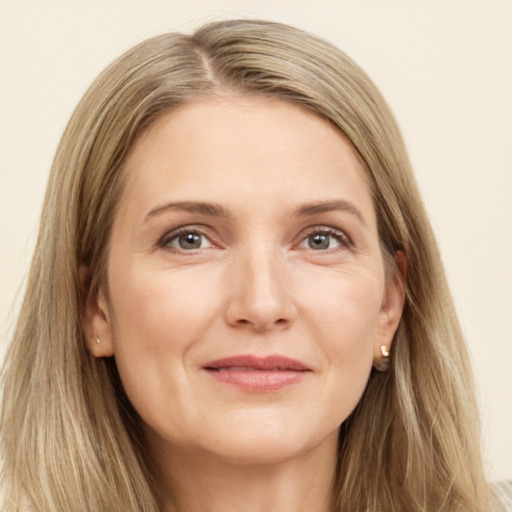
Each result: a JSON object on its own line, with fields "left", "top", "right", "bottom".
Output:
{"left": 179, "top": 233, "right": 201, "bottom": 249}
{"left": 310, "top": 234, "right": 329, "bottom": 250}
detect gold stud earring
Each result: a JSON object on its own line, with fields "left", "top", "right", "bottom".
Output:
{"left": 375, "top": 345, "right": 390, "bottom": 372}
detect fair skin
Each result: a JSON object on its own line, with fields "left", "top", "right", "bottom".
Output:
{"left": 84, "top": 96, "right": 405, "bottom": 512}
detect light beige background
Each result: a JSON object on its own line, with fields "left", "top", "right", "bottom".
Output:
{"left": 1, "top": 0, "right": 511, "bottom": 480}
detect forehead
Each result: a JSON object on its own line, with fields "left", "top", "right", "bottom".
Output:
{"left": 118, "top": 96, "right": 375, "bottom": 226}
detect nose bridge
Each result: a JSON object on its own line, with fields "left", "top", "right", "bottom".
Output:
{"left": 226, "top": 239, "right": 296, "bottom": 331}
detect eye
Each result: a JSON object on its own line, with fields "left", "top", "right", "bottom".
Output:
{"left": 161, "top": 229, "right": 214, "bottom": 251}
{"left": 306, "top": 233, "right": 339, "bottom": 250}
{"left": 297, "top": 228, "right": 351, "bottom": 251}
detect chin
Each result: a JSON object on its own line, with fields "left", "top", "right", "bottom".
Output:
{"left": 202, "top": 423, "right": 339, "bottom": 467}
{"left": 215, "top": 444, "right": 308, "bottom": 466}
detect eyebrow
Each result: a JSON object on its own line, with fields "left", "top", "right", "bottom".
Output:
{"left": 144, "top": 199, "right": 366, "bottom": 225}
{"left": 145, "top": 201, "right": 231, "bottom": 222}
{"left": 294, "top": 200, "right": 366, "bottom": 225}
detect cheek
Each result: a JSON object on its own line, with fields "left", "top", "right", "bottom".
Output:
{"left": 105, "top": 262, "right": 218, "bottom": 383}
{"left": 301, "top": 267, "right": 384, "bottom": 342}
{"left": 299, "top": 268, "right": 384, "bottom": 388}
{"left": 323, "top": 281, "right": 382, "bottom": 406}
{"left": 108, "top": 262, "right": 219, "bottom": 346}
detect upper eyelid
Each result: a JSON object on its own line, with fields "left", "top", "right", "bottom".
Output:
{"left": 159, "top": 225, "right": 217, "bottom": 247}
{"left": 297, "top": 225, "right": 353, "bottom": 244}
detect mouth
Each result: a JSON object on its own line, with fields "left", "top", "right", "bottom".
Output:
{"left": 202, "top": 355, "right": 311, "bottom": 392}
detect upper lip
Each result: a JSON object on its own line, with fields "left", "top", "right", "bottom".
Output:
{"left": 202, "top": 355, "right": 311, "bottom": 371}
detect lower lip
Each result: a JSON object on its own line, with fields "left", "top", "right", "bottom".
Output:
{"left": 204, "top": 369, "right": 308, "bottom": 392}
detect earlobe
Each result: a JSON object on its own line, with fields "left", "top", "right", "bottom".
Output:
{"left": 373, "top": 251, "right": 407, "bottom": 369}
{"left": 80, "top": 265, "right": 115, "bottom": 358}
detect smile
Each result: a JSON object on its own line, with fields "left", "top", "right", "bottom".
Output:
{"left": 202, "top": 355, "right": 312, "bottom": 392}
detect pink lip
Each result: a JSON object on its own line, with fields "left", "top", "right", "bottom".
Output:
{"left": 202, "top": 355, "right": 311, "bottom": 392}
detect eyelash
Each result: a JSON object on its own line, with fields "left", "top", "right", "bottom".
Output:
{"left": 297, "top": 226, "right": 353, "bottom": 252}
{"left": 158, "top": 226, "right": 216, "bottom": 251}
{"left": 158, "top": 225, "right": 353, "bottom": 253}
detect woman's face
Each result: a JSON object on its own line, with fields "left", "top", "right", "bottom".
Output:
{"left": 85, "top": 96, "right": 404, "bottom": 466}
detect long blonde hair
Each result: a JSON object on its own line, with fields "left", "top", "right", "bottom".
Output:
{"left": 1, "top": 19, "right": 495, "bottom": 511}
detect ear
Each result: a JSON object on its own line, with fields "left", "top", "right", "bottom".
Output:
{"left": 373, "top": 251, "right": 407, "bottom": 368}
{"left": 80, "top": 265, "right": 115, "bottom": 358}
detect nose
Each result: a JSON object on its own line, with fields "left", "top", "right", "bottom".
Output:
{"left": 225, "top": 246, "right": 297, "bottom": 332}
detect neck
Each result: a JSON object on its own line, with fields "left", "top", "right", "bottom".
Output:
{"left": 149, "top": 431, "right": 339, "bottom": 512}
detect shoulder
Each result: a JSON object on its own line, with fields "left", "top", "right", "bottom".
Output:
{"left": 492, "top": 481, "right": 512, "bottom": 511}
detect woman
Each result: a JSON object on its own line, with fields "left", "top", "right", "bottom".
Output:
{"left": 1, "top": 19, "right": 508, "bottom": 511}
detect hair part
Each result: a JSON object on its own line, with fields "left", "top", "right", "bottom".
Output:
{"left": 1, "top": 19, "right": 495, "bottom": 511}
